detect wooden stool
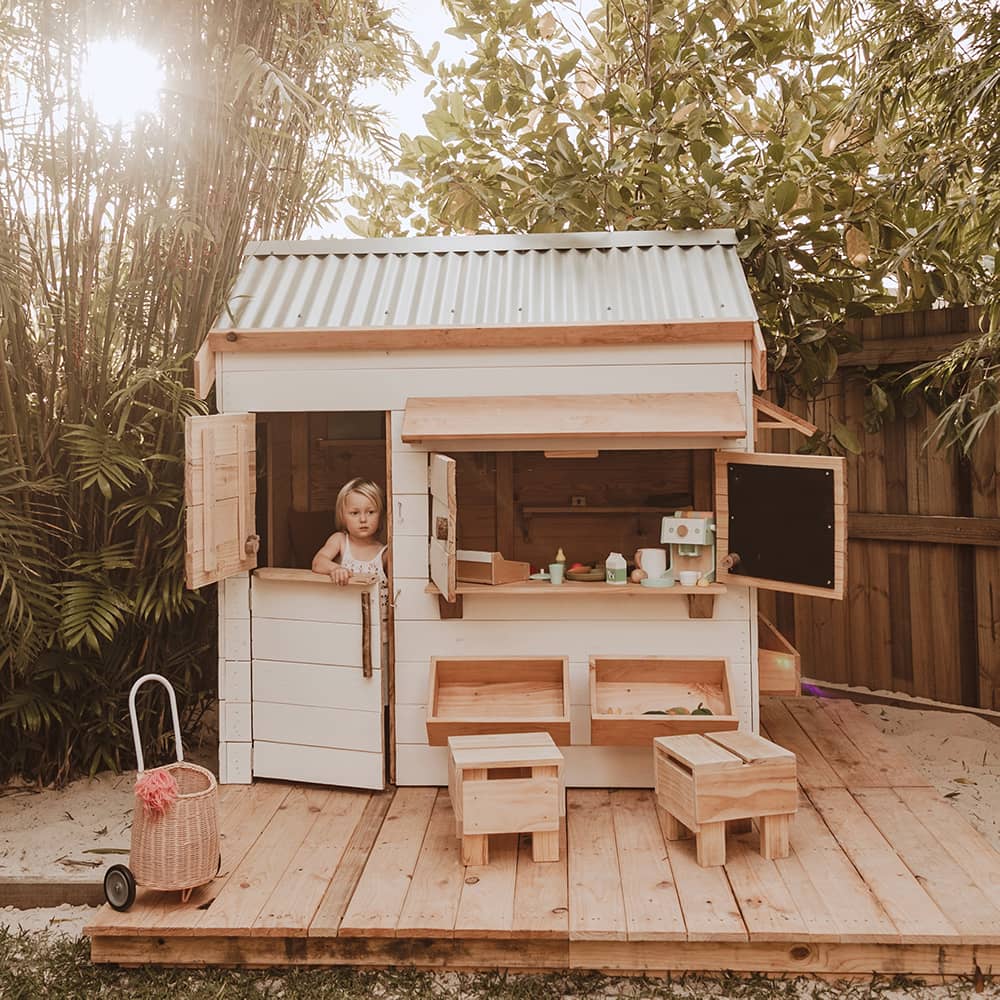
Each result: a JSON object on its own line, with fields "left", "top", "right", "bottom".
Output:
{"left": 654, "top": 731, "right": 797, "bottom": 867}
{"left": 447, "top": 732, "right": 564, "bottom": 865}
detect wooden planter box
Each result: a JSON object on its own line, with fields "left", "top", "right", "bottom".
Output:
{"left": 426, "top": 657, "right": 571, "bottom": 746}
{"left": 456, "top": 550, "right": 531, "bottom": 586}
{"left": 589, "top": 657, "right": 739, "bottom": 746}
{"left": 758, "top": 614, "right": 801, "bottom": 696}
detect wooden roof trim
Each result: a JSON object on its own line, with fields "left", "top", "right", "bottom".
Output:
{"left": 753, "top": 396, "right": 818, "bottom": 438}
{"left": 401, "top": 392, "right": 747, "bottom": 445}
{"left": 751, "top": 325, "right": 767, "bottom": 391}
{"left": 207, "top": 321, "right": 754, "bottom": 352}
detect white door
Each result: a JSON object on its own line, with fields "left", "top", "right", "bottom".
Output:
{"left": 249, "top": 575, "right": 384, "bottom": 790}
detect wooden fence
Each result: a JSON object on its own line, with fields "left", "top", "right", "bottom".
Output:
{"left": 757, "top": 306, "right": 1000, "bottom": 712}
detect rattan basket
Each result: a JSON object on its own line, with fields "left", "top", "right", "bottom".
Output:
{"left": 130, "top": 759, "right": 219, "bottom": 891}
{"left": 108, "top": 674, "right": 220, "bottom": 906}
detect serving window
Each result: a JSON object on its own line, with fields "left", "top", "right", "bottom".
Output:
{"left": 452, "top": 449, "right": 712, "bottom": 572}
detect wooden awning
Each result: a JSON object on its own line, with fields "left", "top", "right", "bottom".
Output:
{"left": 401, "top": 392, "right": 746, "bottom": 449}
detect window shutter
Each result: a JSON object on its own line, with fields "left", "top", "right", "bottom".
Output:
{"left": 185, "top": 413, "right": 258, "bottom": 589}
{"left": 428, "top": 453, "right": 456, "bottom": 602}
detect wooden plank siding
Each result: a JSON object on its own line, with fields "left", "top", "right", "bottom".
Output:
{"left": 86, "top": 698, "right": 1000, "bottom": 975}
{"left": 758, "top": 306, "right": 1000, "bottom": 711}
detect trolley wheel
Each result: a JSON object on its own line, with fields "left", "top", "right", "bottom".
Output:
{"left": 104, "top": 864, "right": 137, "bottom": 912}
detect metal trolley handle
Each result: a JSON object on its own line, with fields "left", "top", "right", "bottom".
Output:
{"left": 128, "top": 673, "right": 184, "bottom": 774}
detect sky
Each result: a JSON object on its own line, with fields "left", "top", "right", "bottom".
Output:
{"left": 312, "top": 0, "right": 472, "bottom": 238}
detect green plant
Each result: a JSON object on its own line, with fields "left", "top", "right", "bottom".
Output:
{"left": 0, "top": 0, "right": 408, "bottom": 784}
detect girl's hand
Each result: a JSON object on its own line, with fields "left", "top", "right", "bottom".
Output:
{"left": 329, "top": 566, "right": 351, "bottom": 585}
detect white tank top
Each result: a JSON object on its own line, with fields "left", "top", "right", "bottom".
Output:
{"left": 340, "top": 536, "right": 387, "bottom": 580}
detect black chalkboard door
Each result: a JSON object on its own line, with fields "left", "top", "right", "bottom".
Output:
{"left": 714, "top": 452, "right": 846, "bottom": 600}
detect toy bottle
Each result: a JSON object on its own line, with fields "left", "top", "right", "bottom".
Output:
{"left": 605, "top": 551, "right": 627, "bottom": 585}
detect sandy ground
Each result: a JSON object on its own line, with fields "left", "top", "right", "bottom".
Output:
{"left": 1, "top": 702, "right": 999, "bottom": 943}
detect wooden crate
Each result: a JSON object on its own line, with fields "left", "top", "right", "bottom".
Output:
{"left": 757, "top": 614, "right": 801, "bottom": 696}
{"left": 426, "top": 657, "right": 571, "bottom": 746}
{"left": 456, "top": 550, "right": 531, "bottom": 585}
{"left": 447, "top": 732, "right": 564, "bottom": 865}
{"left": 654, "top": 731, "right": 797, "bottom": 865}
{"left": 589, "top": 657, "right": 739, "bottom": 746}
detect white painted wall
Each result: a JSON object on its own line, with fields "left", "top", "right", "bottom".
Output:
{"left": 214, "top": 342, "right": 759, "bottom": 789}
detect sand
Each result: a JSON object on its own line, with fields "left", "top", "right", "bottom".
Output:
{"left": 1, "top": 701, "right": 999, "bottom": 944}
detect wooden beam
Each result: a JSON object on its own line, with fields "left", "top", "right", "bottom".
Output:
{"left": 0, "top": 877, "right": 104, "bottom": 908}
{"left": 837, "top": 332, "right": 974, "bottom": 368}
{"left": 753, "top": 397, "right": 817, "bottom": 438}
{"left": 206, "top": 321, "right": 755, "bottom": 356}
{"left": 849, "top": 513, "right": 1000, "bottom": 547}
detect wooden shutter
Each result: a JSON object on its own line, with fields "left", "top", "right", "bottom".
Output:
{"left": 185, "top": 413, "right": 258, "bottom": 589}
{"left": 715, "top": 451, "right": 846, "bottom": 600}
{"left": 429, "top": 453, "right": 456, "bottom": 602}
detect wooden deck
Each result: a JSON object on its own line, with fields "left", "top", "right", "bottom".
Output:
{"left": 86, "top": 697, "right": 1000, "bottom": 976}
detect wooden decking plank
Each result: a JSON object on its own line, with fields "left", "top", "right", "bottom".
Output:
{"left": 896, "top": 786, "right": 1000, "bottom": 908}
{"left": 396, "top": 791, "right": 465, "bottom": 937}
{"left": 567, "top": 790, "right": 628, "bottom": 941}
{"left": 722, "top": 832, "right": 809, "bottom": 942}
{"left": 783, "top": 699, "right": 890, "bottom": 789}
{"left": 454, "top": 833, "right": 518, "bottom": 938}
{"left": 610, "top": 790, "right": 686, "bottom": 941}
{"left": 309, "top": 788, "right": 394, "bottom": 937}
{"left": 653, "top": 805, "right": 746, "bottom": 942}
{"left": 197, "top": 786, "right": 328, "bottom": 934}
{"left": 785, "top": 794, "right": 898, "bottom": 942}
{"left": 808, "top": 787, "right": 958, "bottom": 943}
{"left": 855, "top": 788, "right": 1000, "bottom": 943}
{"left": 816, "top": 699, "right": 932, "bottom": 788}
{"left": 772, "top": 845, "right": 842, "bottom": 942}
{"left": 758, "top": 700, "right": 843, "bottom": 791}
{"left": 512, "top": 821, "right": 569, "bottom": 940}
{"left": 85, "top": 781, "right": 291, "bottom": 936}
{"left": 338, "top": 786, "right": 436, "bottom": 937}
{"left": 253, "top": 789, "right": 370, "bottom": 937}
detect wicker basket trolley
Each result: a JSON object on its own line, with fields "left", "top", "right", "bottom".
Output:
{"left": 103, "top": 674, "right": 220, "bottom": 912}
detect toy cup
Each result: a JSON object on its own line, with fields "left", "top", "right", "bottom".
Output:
{"left": 548, "top": 563, "right": 565, "bottom": 585}
{"left": 635, "top": 547, "right": 667, "bottom": 579}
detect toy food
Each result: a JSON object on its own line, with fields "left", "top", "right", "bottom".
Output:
{"left": 691, "top": 702, "right": 713, "bottom": 715}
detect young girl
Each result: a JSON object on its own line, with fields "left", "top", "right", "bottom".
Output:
{"left": 312, "top": 478, "right": 388, "bottom": 587}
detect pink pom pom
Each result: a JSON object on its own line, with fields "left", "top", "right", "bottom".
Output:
{"left": 135, "top": 767, "right": 179, "bottom": 818}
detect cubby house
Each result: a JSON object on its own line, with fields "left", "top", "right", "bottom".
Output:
{"left": 185, "top": 229, "right": 845, "bottom": 792}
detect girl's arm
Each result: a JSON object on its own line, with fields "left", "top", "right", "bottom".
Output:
{"left": 312, "top": 532, "right": 350, "bottom": 584}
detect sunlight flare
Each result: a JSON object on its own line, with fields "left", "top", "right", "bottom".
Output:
{"left": 80, "top": 38, "right": 163, "bottom": 126}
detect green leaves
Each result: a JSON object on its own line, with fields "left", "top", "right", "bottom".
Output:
{"left": 766, "top": 179, "right": 799, "bottom": 216}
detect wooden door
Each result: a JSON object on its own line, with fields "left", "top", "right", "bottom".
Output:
{"left": 429, "top": 453, "right": 456, "bottom": 602}
{"left": 184, "top": 413, "right": 259, "bottom": 589}
{"left": 250, "top": 576, "right": 384, "bottom": 789}
{"left": 715, "top": 451, "right": 846, "bottom": 600}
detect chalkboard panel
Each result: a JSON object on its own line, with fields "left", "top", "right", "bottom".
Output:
{"left": 726, "top": 462, "right": 836, "bottom": 591}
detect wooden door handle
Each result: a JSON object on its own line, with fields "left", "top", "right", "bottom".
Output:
{"left": 435, "top": 516, "right": 449, "bottom": 541}
{"left": 361, "top": 590, "right": 372, "bottom": 678}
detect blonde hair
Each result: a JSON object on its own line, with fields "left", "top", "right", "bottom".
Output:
{"left": 335, "top": 478, "right": 385, "bottom": 532}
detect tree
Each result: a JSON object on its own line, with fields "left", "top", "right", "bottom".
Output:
{"left": 0, "top": 0, "right": 409, "bottom": 783}
{"left": 361, "top": 0, "right": 998, "bottom": 450}
{"left": 840, "top": 0, "right": 1000, "bottom": 451}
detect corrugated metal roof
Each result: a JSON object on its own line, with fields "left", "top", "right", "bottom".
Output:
{"left": 213, "top": 229, "right": 757, "bottom": 332}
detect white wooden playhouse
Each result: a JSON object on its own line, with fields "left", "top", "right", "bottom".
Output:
{"left": 185, "top": 230, "right": 844, "bottom": 791}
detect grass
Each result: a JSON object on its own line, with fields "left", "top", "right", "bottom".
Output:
{"left": 0, "top": 928, "right": 996, "bottom": 1000}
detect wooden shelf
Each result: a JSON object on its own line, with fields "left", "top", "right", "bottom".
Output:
{"left": 521, "top": 505, "right": 680, "bottom": 516}
{"left": 427, "top": 580, "right": 725, "bottom": 597}
{"left": 425, "top": 579, "right": 725, "bottom": 621}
